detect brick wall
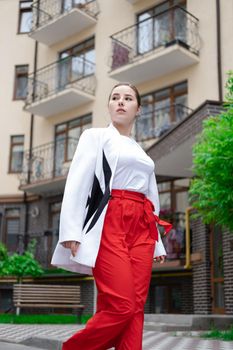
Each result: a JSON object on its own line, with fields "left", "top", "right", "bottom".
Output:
{"left": 223, "top": 229, "right": 233, "bottom": 314}
{"left": 191, "top": 217, "right": 212, "bottom": 314}
{"left": 79, "top": 279, "right": 94, "bottom": 315}
{"left": 181, "top": 276, "right": 194, "bottom": 314}
{"left": 26, "top": 195, "right": 62, "bottom": 266}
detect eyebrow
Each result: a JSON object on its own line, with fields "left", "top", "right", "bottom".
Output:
{"left": 112, "top": 93, "right": 134, "bottom": 97}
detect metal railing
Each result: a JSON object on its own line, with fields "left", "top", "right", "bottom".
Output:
{"left": 19, "top": 137, "right": 78, "bottom": 187}
{"left": 25, "top": 55, "right": 96, "bottom": 106}
{"left": 110, "top": 6, "right": 200, "bottom": 70}
{"left": 134, "top": 103, "right": 192, "bottom": 142}
{"left": 31, "top": 0, "right": 99, "bottom": 31}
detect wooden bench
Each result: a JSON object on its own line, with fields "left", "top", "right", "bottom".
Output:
{"left": 13, "top": 284, "right": 85, "bottom": 321}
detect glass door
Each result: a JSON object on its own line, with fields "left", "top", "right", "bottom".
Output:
{"left": 154, "top": 89, "right": 171, "bottom": 137}
{"left": 151, "top": 284, "right": 182, "bottom": 313}
{"left": 210, "top": 225, "right": 225, "bottom": 313}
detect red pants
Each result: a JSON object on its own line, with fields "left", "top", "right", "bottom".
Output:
{"left": 62, "top": 189, "right": 157, "bottom": 350}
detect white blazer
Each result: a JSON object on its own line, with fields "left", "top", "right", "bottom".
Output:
{"left": 51, "top": 122, "right": 166, "bottom": 275}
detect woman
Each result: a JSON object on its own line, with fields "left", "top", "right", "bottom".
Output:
{"left": 51, "top": 83, "right": 172, "bottom": 350}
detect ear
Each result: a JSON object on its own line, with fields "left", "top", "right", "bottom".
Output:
{"left": 136, "top": 106, "right": 141, "bottom": 117}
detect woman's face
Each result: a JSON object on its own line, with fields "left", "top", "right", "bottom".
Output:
{"left": 108, "top": 85, "right": 140, "bottom": 127}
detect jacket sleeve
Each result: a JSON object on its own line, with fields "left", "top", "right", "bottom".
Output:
{"left": 148, "top": 171, "right": 167, "bottom": 257}
{"left": 58, "top": 128, "right": 98, "bottom": 244}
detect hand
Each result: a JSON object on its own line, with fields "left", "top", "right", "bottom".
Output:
{"left": 61, "top": 241, "right": 80, "bottom": 257}
{"left": 154, "top": 255, "right": 166, "bottom": 264}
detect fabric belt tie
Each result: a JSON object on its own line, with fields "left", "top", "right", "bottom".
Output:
{"left": 110, "top": 189, "right": 172, "bottom": 242}
{"left": 143, "top": 198, "right": 172, "bottom": 242}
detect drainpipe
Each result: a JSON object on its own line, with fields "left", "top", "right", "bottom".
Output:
{"left": 24, "top": 4, "right": 39, "bottom": 249}
{"left": 184, "top": 207, "right": 192, "bottom": 269}
{"left": 216, "top": 0, "right": 223, "bottom": 102}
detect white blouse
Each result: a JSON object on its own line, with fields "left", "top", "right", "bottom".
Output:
{"left": 111, "top": 135, "right": 155, "bottom": 195}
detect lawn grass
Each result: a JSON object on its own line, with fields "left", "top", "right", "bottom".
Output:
{"left": 0, "top": 313, "right": 91, "bottom": 325}
{"left": 202, "top": 325, "right": 233, "bottom": 341}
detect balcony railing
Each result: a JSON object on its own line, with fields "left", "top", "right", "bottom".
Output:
{"left": 19, "top": 137, "right": 78, "bottom": 188}
{"left": 24, "top": 56, "right": 96, "bottom": 116}
{"left": 109, "top": 6, "right": 200, "bottom": 71}
{"left": 25, "top": 55, "right": 95, "bottom": 107}
{"left": 134, "top": 104, "right": 192, "bottom": 142}
{"left": 31, "top": 0, "right": 99, "bottom": 32}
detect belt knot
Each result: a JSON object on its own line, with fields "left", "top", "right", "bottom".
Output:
{"left": 143, "top": 198, "right": 172, "bottom": 242}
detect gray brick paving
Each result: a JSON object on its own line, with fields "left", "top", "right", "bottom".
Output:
{"left": 0, "top": 324, "right": 232, "bottom": 350}
{"left": 0, "top": 342, "right": 45, "bottom": 350}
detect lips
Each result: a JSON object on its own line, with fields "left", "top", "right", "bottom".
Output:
{"left": 116, "top": 108, "right": 126, "bottom": 112}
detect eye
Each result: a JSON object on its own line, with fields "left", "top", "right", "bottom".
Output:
{"left": 126, "top": 97, "right": 132, "bottom": 101}
{"left": 112, "top": 96, "right": 118, "bottom": 100}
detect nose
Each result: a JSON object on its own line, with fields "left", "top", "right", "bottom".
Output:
{"left": 118, "top": 97, "right": 124, "bottom": 106}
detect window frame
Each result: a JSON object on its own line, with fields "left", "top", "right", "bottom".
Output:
{"left": 13, "top": 65, "right": 29, "bottom": 101}
{"left": 8, "top": 135, "right": 25, "bottom": 174}
{"left": 54, "top": 113, "right": 92, "bottom": 164}
{"left": 17, "top": 0, "right": 33, "bottom": 34}
{"left": 136, "top": 0, "right": 187, "bottom": 55}
{"left": 59, "top": 37, "right": 95, "bottom": 79}
{"left": 59, "top": 36, "right": 95, "bottom": 59}
{"left": 3, "top": 208, "right": 20, "bottom": 253}
{"left": 135, "top": 80, "right": 187, "bottom": 141}
{"left": 47, "top": 201, "right": 62, "bottom": 267}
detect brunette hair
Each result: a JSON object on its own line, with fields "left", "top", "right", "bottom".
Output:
{"left": 108, "top": 82, "right": 141, "bottom": 107}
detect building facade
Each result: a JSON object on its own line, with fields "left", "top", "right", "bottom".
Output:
{"left": 0, "top": 0, "right": 232, "bottom": 315}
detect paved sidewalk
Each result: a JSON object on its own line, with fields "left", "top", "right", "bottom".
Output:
{"left": 0, "top": 342, "right": 43, "bottom": 350}
{"left": 0, "top": 324, "right": 232, "bottom": 350}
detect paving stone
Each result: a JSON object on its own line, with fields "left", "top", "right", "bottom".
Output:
{"left": 0, "top": 324, "right": 232, "bottom": 349}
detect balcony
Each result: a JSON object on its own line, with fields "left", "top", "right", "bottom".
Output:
{"left": 19, "top": 137, "right": 78, "bottom": 195}
{"left": 109, "top": 6, "right": 200, "bottom": 84}
{"left": 134, "top": 104, "right": 193, "bottom": 142}
{"left": 24, "top": 55, "right": 96, "bottom": 117}
{"left": 30, "top": 0, "right": 99, "bottom": 46}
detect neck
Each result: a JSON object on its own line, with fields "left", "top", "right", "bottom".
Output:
{"left": 112, "top": 122, "right": 133, "bottom": 137}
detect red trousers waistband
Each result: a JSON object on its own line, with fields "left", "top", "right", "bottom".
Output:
{"left": 110, "top": 189, "right": 172, "bottom": 241}
{"left": 110, "top": 189, "right": 151, "bottom": 204}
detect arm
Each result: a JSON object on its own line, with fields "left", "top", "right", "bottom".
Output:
{"left": 59, "top": 128, "right": 98, "bottom": 245}
{"left": 148, "top": 171, "right": 167, "bottom": 258}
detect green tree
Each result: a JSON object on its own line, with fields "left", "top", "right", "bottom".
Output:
{"left": 189, "top": 71, "right": 233, "bottom": 231}
{"left": 0, "top": 242, "right": 9, "bottom": 275}
{"left": 0, "top": 240, "right": 44, "bottom": 283}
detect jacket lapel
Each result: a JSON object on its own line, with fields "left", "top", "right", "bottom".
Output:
{"left": 83, "top": 122, "right": 120, "bottom": 234}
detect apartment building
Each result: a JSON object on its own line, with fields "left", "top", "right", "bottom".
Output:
{"left": 0, "top": 0, "right": 232, "bottom": 316}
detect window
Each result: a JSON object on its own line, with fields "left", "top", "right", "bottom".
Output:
{"left": 151, "top": 284, "right": 182, "bottom": 313}
{"left": 58, "top": 37, "right": 95, "bottom": 87}
{"left": 135, "top": 81, "right": 188, "bottom": 141}
{"left": 14, "top": 65, "right": 29, "bottom": 100}
{"left": 63, "top": 0, "right": 92, "bottom": 12}
{"left": 137, "top": 0, "right": 187, "bottom": 54}
{"left": 46, "top": 202, "right": 61, "bottom": 266}
{"left": 4, "top": 209, "right": 20, "bottom": 253}
{"left": 54, "top": 114, "right": 92, "bottom": 176}
{"left": 18, "top": 1, "right": 33, "bottom": 33}
{"left": 9, "top": 135, "right": 24, "bottom": 173}
{"left": 157, "top": 179, "right": 190, "bottom": 261}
